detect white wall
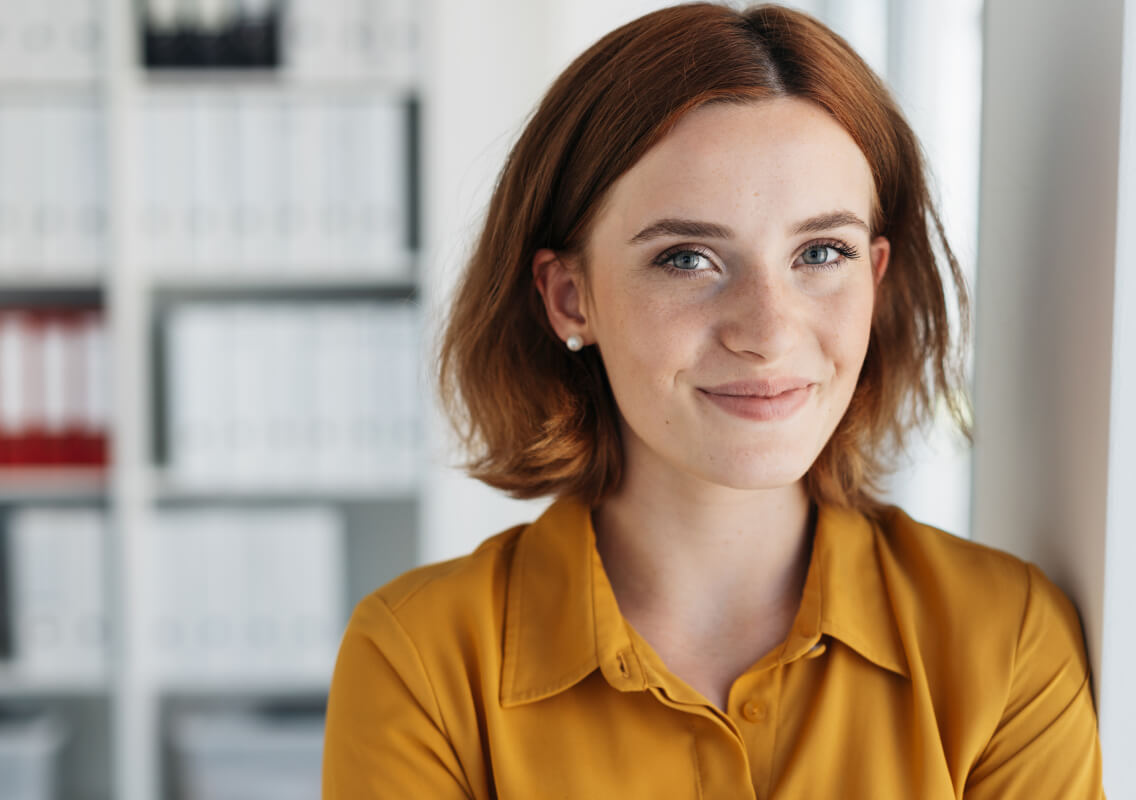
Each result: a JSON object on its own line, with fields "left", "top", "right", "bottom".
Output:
{"left": 1102, "top": 33, "right": 1136, "bottom": 779}
{"left": 1101, "top": 0, "right": 1136, "bottom": 787}
{"left": 974, "top": 0, "right": 1133, "bottom": 792}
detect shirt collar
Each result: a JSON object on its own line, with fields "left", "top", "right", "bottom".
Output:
{"left": 499, "top": 497, "right": 908, "bottom": 708}
{"left": 809, "top": 504, "right": 910, "bottom": 678}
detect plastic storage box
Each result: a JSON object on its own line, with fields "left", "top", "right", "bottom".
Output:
{"left": 0, "top": 711, "right": 66, "bottom": 800}
{"left": 169, "top": 708, "right": 324, "bottom": 800}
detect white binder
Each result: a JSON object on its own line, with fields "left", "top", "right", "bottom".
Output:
{"left": 237, "top": 93, "right": 278, "bottom": 271}
{"left": 0, "top": 311, "right": 27, "bottom": 439}
{"left": 8, "top": 507, "right": 107, "bottom": 680}
{"left": 2, "top": 104, "right": 43, "bottom": 270}
{"left": 41, "top": 313, "right": 67, "bottom": 442}
{"left": 79, "top": 310, "right": 108, "bottom": 447}
{"left": 54, "top": 0, "right": 102, "bottom": 82}
{"left": 191, "top": 92, "right": 240, "bottom": 272}
{"left": 360, "top": 100, "right": 410, "bottom": 277}
{"left": 283, "top": 100, "right": 327, "bottom": 270}
{"left": 151, "top": 506, "right": 344, "bottom": 681}
{"left": 40, "top": 102, "right": 70, "bottom": 273}
{"left": 312, "top": 305, "right": 353, "bottom": 485}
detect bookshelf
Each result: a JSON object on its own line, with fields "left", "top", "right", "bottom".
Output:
{"left": 0, "top": 1, "right": 423, "bottom": 798}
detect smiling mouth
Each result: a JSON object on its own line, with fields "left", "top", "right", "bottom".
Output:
{"left": 698, "top": 382, "right": 814, "bottom": 422}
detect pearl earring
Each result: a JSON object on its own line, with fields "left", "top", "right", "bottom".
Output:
{"left": 566, "top": 335, "right": 583, "bottom": 352}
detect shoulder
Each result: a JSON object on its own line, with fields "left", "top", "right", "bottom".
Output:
{"left": 347, "top": 523, "right": 526, "bottom": 648}
{"left": 872, "top": 506, "right": 1089, "bottom": 691}
{"left": 325, "top": 526, "right": 532, "bottom": 798}
{"left": 381, "top": 524, "right": 525, "bottom": 611}
{"left": 876, "top": 505, "right": 1019, "bottom": 572}
{"left": 868, "top": 513, "right": 1100, "bottom": 788}
{"left": 874, "top": 506, "right": 1028, "bottom": 599}
{"left": 873, "top": 505, "right": 1077, "bottom": 627}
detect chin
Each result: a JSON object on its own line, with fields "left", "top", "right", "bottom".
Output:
{"left": 695, "top": 456, "right": 814, "bottom": 493}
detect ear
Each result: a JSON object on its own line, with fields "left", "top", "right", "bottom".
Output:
{"left": 532, "top": 248, "right": 591, "bottom": 346}
{"left": 869, "top": 235, "right": 890, "bottom": 286}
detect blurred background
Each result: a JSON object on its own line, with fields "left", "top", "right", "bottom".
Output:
{"left": 1, "top": 0, "right": 1132, "bottom": 798}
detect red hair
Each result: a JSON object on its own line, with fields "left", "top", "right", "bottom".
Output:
{"left": 437, "top": 3, "right": 970, "bottom": 512}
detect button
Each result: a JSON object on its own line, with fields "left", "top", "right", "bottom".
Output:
{"left": 742, "top": 700, "right": 766, "bottom": 722}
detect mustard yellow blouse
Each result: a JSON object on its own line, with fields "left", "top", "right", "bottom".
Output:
{"left": 323, "top": 498, "right": 1104, "bottom": 799}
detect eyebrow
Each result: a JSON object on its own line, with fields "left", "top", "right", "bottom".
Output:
{"left": 791, "top": 210, "right": 870, "bottom": 236}
{"left": 627, "top": 210, "right": 870, "bottom": 245}
{"left": 627, "top": 218, "right": 734, "bottom": 244}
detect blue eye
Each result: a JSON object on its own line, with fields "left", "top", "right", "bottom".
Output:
{"left": 801, "top": 245, "right": 835, "bottom": 265}
{"left": 669, "top": 251, "right": 707, "bottom": 270}
{"left": 653, "top": 246, "right": 714, "bottom": 275}
{"left": 797, "top": 240, "right": 860, "bottom": 271}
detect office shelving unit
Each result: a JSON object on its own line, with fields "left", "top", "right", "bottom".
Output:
{"left": 0, "top": 1, "right": 423, "bottom": 797}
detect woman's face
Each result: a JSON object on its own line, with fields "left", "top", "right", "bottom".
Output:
{"left": 537, "top": 98, "right": 889, "bottom": 494}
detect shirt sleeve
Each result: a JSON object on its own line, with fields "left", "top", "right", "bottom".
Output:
{"left": 322, "top": 594, "right": 475, "bottom": 799}
{"left": 963, "top": 562, "right": 1105, "bottom": 799}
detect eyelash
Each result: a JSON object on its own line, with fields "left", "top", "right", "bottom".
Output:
{"left": 800, "top": 239, "right": 861, "bottom": 271}
{"left": 652, "top": 238, "right": 861, "bottom": 278}
{"left": 652, "top": 244, "right": 716, "bottom": 279}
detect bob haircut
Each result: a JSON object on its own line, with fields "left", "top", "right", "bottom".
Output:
{"left": 437, "top": 2, "right": 970, "bottom": 513}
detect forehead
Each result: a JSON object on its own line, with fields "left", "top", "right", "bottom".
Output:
{"left": 594, "top": 98, "right": 876, "bottom": 240}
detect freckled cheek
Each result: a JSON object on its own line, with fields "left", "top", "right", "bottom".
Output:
{"left": 814, "top": 291, "right": 875, "bottom": 373}
{"left": 621, "top": 330, "right": 690, "bottom": 389}
{"left": 600, "top": 301, "right": 702, "bottom": 391}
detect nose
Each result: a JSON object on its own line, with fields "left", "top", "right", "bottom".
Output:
{"left": 716, "top": 266, "right": 800, "bottom": 361}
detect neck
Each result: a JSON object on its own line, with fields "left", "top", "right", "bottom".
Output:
{"left": 592, "top": 459, "right": 814, "bottom": 635}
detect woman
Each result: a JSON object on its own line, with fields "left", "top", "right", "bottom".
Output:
{"left": 323, "top": 4, "right": 1104, "bottom": 798}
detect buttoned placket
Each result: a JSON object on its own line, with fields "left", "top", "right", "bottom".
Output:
{"left": 727, "top": 638, "right": 829, "bottom": 799}
{"left": 606, "top": 629, "right": 825, "bottom": 800}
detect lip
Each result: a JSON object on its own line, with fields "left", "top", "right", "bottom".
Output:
{"left": 698, "top": 378, "right": 815, "bottom": 422}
